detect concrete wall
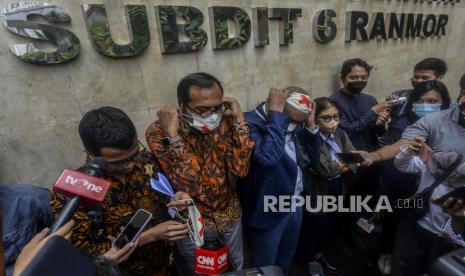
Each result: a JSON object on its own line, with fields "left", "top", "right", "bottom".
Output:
{"left": 1, "top": 0, "right": 464, "bottom": 187}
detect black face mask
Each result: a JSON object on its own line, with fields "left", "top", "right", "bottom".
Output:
{"left": 458, "top": 102, "right": 465, "bottom": 129}
{"left": 411, "top": 80, "right": 429, "bottom": 90}
{"left": 346, "top": 81, "right": 367, "bottom": 94}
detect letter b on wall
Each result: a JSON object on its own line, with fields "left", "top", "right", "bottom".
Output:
{"left": 155, "top": 6, "right": 208, "bottom": 54}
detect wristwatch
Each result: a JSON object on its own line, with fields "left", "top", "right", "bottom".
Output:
{"left": 162, "top": 135, "right": 181, "bottom": 147}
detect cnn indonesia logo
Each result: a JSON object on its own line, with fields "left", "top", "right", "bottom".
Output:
{"left": 196, "top": 252, "right": 227, "bottom": 271}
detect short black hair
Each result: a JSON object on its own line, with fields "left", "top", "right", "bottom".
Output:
{"left": 405, "top": 80, "right": 451, "bottom": 119}
{"left": 460, "top": 74, "right": 465, "bottom": 90}
{"left": 340, "top": 58, "right": 373, "bottom": 80}
{"left": 314, "top": 97, "right": 340, "bottom": 117}
{"left": 177, "top": 72, "right": 224, "bottom": 105}
{"left": 414, "top": 58, "right": 448, "bottom": 77}
{"left": 79, "top": 106, "right": 137, "bottom": 156}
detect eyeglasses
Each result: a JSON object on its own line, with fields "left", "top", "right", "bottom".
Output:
{"left": 317, "top": 115, "right": 340, "bottom": 123}
{"left": 186, "top": 103, "right": 227, "bottom": 117}
{"left": 85, "top": 141, "right": 147, "bottom": 171}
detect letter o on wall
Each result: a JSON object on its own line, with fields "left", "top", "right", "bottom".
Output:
{"left": 422, "top": 14, "right": 437, "bottom": 37}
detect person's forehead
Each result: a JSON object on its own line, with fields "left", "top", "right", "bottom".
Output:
{"left": 348, "top": 65, "right": 368, "bottom": 76}
{"left": 100, "top": 139, "right": 138, "bottom": 160}
{"left": 319, "top": 107, "right": 339, "bottom": 116}
{"left": 419, "top": 90, "right": 441, "bottom": 98}
{"left": 188, "top": 84, "right": 223, "bottom": 107}
{"left": 413, "top": 69, "right": 436, "bottom": 77}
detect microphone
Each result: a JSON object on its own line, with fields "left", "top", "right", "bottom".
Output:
{"left": 194, "top": 229, "right": 229, "bottom": 275}
{"left": 49, "top": 158, "right": 110, "bottom": 234}
{"left": 308, "top": 261, "right": 324, "bottom": 276}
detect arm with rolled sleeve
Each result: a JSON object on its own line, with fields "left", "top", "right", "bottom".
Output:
{"left": 393, "top": 144, "right": 425, "bottom": 174}
{"left": 442, "top": 218, "right": 465, "bottom": 247}
{"left": 246, "top": 111, "right": 289, "bottom": 168}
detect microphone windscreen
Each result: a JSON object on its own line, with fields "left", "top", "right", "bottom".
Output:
{"left": 53, "top": 169, "right": 111, "bottom": 204}
{"left": 84, "top": 158, "right": 108, "bottom": 177}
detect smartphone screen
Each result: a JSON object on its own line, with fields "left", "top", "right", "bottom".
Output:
{"left": 336, "top": 153, "right": 364, "bottom": 164}
{"left": 113, "top": 209, "right": 152, "bottom": 249}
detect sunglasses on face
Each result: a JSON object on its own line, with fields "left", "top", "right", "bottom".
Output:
{"left": 318, "top": 115, "right": 340, "bottom": 123}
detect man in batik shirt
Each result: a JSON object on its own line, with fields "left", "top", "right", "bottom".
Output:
{"left": 146, "top": 72, "right": 254, "bottom": 274}
{"left": 51, "top": 106, "right": 191, "bottom": 276}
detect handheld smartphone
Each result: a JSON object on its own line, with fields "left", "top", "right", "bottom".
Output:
{"left": 390, "top": 96, "right": 407, "bottom": 106}
{"left": 433, "top": 186, "right": 465, "bottom": 205}
{"left": 336, "top": 153, "right": 365, "bottom": 164}
{"left": 113, "top": 209, "right": 152, "bottom": 249}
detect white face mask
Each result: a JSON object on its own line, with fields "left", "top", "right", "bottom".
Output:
{"left": 174, "top": 200, "right": 204, "bottom": 247}
{"left": 182, "top": 111, "right": 222, "bottom": 133}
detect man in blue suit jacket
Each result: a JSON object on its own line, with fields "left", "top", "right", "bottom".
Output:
{"left": 238, "top": 87, "right": 321, "bottom": 274}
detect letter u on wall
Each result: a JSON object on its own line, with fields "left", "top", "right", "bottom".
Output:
{"left": 82, "top": 4, "right": 150, "bottom": 58}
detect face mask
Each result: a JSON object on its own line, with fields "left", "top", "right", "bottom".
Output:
{"left": 458, "top": 103, "right": 465, "bottom": 129}
{"left": 182, "top": 111, "right": 222, "bottom": 133}
{"left": 287, "top": 122, "right": 297, "bottom": 132}
{"left": 411, "top": 80, "right": 424, "bottom": 89}
{"left": 346, "top": 81, "right": 367, "bottom": 94}
{"left": 174, "top": 200, "right": 204, "bottom": 247}
{"left": 411, "top": 103, "right": 441, "bottom": 118}
{"left": 320, "top": 119, "right": 339, "bottom": 134}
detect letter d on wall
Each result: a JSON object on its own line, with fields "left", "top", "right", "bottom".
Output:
{"left": 1, "top": 2, "right": 80, "bottom": 64}
{"left": 209, "top": 6, "right": 251, "bottom": 50}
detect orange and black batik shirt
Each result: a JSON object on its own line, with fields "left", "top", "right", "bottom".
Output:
{"left": 146, "top": 117, "right": 254, "bottom": 233}
{"left": 50, "top": 152, "right": 174, "bottom": 276}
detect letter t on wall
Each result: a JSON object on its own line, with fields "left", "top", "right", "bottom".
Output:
{"left": 269, "top": 8, "right": 303, "bottom": 45}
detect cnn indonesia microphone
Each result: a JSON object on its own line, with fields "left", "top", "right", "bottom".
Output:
{"left": 48, "top": 158, "right": 110, "bottom": 234}
{"left": 195, "top": 229, "right": 229, "bottom": 275}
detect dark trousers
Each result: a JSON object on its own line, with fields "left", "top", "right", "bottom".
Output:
{"left": 299, "top": 178, "right": 344, "bottom": 261}
{"left": 392, "top": 218, "right": 457, "bottom": 276}
{"left": 248, "top": 206, "right": 302, "bottom": 275}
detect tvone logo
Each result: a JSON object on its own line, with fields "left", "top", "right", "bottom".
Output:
{"left": 197, "top": 255, "right": 215, "bottom": 267}
{"left": 65, "top": 175, "right": 103, "bottom": 193}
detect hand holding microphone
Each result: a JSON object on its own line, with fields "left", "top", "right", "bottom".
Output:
{"left": 49, "top": 158, "right": 110, "bottom": 234}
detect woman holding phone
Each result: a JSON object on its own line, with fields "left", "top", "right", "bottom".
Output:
{"left": 299, "top": 97, "right": 358, "bottom": 274}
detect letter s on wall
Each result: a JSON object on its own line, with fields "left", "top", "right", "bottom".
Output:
{"left": 1, "top": 2, "right": 80, "bottom": 64}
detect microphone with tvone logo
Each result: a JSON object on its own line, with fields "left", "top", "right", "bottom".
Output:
{"left": 48, "top": 158, "right": 110, "bottom": 234}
